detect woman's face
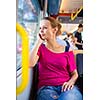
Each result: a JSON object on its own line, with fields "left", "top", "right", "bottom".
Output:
{"left": 39, "top": 19, "right": 56, "bottom": 40}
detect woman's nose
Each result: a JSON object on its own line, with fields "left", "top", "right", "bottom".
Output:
{"left": 40, "top": 28, "right": 44, "bottom": 33}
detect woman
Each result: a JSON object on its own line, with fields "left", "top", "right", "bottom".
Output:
{"left": 29, "top": 17, "right": 82, "bottom": 100}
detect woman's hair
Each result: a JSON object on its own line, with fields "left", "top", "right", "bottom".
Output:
{"left": 42, "top": 17, "right": 62, "bottom": 36}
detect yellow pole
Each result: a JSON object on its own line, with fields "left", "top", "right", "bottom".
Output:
{"left": 16, "top": 23, "right": 29, "bottom": 95}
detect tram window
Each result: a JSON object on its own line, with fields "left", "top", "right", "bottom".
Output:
{"left": 17, "top": 0, "right": 41, "bottom": 72}
{"left": 16, "top": 34, "right": 22, "bottom": 71}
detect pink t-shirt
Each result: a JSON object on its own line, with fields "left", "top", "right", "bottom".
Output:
{"left": 37, "top": 44, "right": 76, "bottom": 89}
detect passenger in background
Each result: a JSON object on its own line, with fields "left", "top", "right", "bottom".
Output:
{"left": 29, "top": 17, "right": 82, "bottom": 100}
{"left": 56, "top": 31, "right": 70, "bottom": 51}
{"left": 67, "top": 33, "right": 78, "bottom": 50}
{"left": 56, "top": 31, "right": 67, "bottom": 46}
{"left": 74, "top": 24, "right": 83, "bottom": 50}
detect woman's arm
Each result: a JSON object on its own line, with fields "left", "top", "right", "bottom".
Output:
{"left": 62, "top": 69, "right": 78, "bottom": 92}
{"left": 68, "top": 69, "right": 78, "bottom": 85}
{"left": 29, "top": 38, "right": 43, "bottom": 67}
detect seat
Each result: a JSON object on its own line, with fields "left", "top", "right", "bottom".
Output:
{"left": 76, "top": 53, "right": 83, "bottom": 94}
{"left": 76, "top": 54, "right": 83, "bottom": 76}
{"left": 29, "top": 64, "right": 39, "bottom": 100}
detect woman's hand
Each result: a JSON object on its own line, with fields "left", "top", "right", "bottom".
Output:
{"left": 61, "top": 80, "right": 75, "bottom": 92}
{"left": 62, "top": 70, "right": 78, "bottom": 92}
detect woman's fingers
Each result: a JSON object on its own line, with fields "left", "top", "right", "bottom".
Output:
{"left": 70, "top": 85, "right": 74, "bottom": 90}
{"left": 67, "top": 84, "right": 74, "bottom": 90}
{"left": 61, "top": 82, "right": 67, "bottom": 92}
{"left": 62, "top": 82, "right": 69, "bottom": 92}
{"left": 64, "top": 83, "right": 69, "bottom": 91}
{"left": 62, "top": 82, "right": 74, "bottom": 92}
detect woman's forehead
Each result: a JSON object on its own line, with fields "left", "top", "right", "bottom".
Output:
{"left": 40, "top": 20, "right": 51, "bottom": 26}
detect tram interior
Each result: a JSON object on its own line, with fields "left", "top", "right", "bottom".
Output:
{"left": 16, "top": 0, "right": 83, "bottom": 100}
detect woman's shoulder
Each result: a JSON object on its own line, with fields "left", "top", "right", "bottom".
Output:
{"left": 39, "top": 43, "right": 45, "bottom": 48}
{"left": 38, "top": 43, "right": 45, "bottom": 52}
{"left": 65, "top": 50, "right": 74, "bottom": 56}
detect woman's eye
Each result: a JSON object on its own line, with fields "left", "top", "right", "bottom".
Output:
{"left": 39, "top": 27, "right": 47, "bottom": 30}
{"left": 44, "top": 27, "right": 47, "bottom": 29}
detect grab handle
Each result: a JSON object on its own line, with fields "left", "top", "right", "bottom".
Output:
{"left": 71, "top": 6, "right": 83, "bottom": 20}
{"left": 16, "top": 23, "right": 29, "bottom": 95}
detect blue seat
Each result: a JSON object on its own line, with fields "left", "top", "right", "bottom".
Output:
{"left": 29, "top": 64, "right": 39, "bottom": 100}
{"left": 76, "top": 53, "right": 83, "bottom": 94}
{"left": 76, "top": 54, "right": 83, "bottom": 76}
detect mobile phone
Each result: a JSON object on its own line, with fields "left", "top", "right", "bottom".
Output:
{"left": 39, "top": 34, "right": 45, "bottom": 40}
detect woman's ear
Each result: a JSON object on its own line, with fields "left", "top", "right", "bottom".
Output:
{"left": 53, "top": 27, "right": 58, "bottom": 34}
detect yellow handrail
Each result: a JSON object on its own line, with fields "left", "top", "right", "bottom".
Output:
{"left": 16, "top": 23, "right": 29, "bottom": 95}
{"left": 71, "top": 6, "right": 83, "bottom": 21}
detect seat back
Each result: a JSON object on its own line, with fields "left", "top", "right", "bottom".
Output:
{"left": 76, "top": 54, "right": 83, "bottom": 76}
{"left": 29, "top": 64, "right": 38, "bottom": 100}
{"left": 76, "top": 53, "right": 83, "bottom": 94}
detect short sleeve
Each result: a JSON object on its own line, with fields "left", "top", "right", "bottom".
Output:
{"left": 67, "top": 51, "right": 77, "bottom": 73}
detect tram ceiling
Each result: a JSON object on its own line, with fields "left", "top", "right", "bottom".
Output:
{"left": 58, "top": 0, "right": 83, "bottom": 23}
{"left": 37, "top": 0, "right": 83, "bottom": 17}
{"left": 37, "top": 0, "right": 61, "bottom": 15}
{"left": 59, "top": 0, "right": 83, "bottom": 14}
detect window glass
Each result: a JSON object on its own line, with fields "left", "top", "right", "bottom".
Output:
{"left": 16, "top": 0, "right": 41, "bottom": 71}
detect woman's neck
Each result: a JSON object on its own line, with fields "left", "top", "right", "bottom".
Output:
{"left": 45, "top": 38, "right": 65, "bottom": 53}
{"left": 45, "top": 38, "right": 60, "bottom": 49}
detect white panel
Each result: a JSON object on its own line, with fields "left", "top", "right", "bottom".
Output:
{"left": 59, "top": 0, "right": 83, "bottom": 13}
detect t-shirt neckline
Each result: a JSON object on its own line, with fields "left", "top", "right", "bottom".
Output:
{"left": 42, "top": 44, "right": 66, "bottom": 54}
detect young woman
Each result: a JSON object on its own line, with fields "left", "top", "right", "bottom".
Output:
{"left": 29, "top": 17, "right": 82, "bottom": 100}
